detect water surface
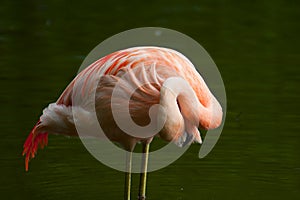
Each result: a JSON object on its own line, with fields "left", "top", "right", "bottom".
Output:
{"left": 1, "top": 0, "right": 299, "bottom": 199}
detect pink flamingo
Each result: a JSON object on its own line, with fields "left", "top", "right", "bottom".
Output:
{"left": 23, "top": 46, "right": 223, "bottom": 200}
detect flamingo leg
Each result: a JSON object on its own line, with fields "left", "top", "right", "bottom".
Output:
{"left": 138, "top": 143, "right": 150, "bottom": 200}
{"left": 124, "top": 151, "right": 132, "bottom": 200}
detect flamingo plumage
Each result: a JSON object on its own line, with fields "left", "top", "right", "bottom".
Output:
{"left": 23, "top": 46, "right": 222, "bottom": 200}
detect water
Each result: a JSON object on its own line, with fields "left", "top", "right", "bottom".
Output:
{"left": 1, "top": 0, "right": 299, "bottom": 199}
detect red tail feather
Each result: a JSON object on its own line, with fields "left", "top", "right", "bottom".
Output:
{"left": 22, "top": 122, "right": 48, "bottom": 171}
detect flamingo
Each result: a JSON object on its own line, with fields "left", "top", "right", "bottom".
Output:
{"left": 22, "top": 46, "right": 223, "bottom": 200}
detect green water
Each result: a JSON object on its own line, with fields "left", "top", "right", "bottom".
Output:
{"left": 1, "top": 0, "right": 299, "bottom": 199}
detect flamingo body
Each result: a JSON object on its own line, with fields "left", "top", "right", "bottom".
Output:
{"left": 23, "top": 46, "right": 222, "bottom": 171}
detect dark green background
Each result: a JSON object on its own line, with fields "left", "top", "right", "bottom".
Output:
{"left": 1, "top": 0, "right": 299, "bottom": 199}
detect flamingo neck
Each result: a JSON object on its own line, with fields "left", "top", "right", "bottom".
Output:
{"left": 158, "top": 83, "right": 185, "bottom": 142}
{"left": 160, "top": 77, "right": 222, "bottom": 132}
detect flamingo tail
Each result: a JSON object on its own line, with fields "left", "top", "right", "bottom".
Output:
{"left": 22, "top": 122, "right": 48, "bottom": 171}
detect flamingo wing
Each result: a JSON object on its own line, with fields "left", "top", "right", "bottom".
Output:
{"left": 22, "top": 46, "right": 208, "bottom": 170}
